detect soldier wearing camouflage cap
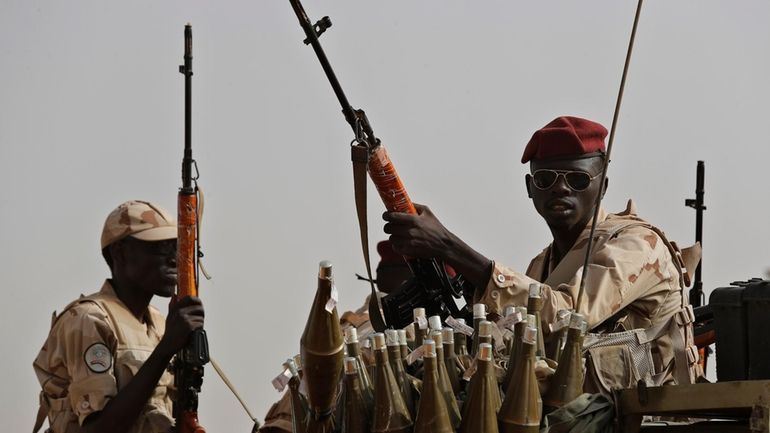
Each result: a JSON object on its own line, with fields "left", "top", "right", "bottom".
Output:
{"left": 383, "top": 116, "right": 701, "bottom": 396}
{"left": 33, "top": 200, "right": 206, "bottom": 433}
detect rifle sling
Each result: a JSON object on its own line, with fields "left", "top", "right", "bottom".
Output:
{"left": 351, "top": 144, "right": 387, "bottom": 332}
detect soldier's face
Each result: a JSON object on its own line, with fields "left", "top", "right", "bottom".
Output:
{"left": 526, "top": 156, "right": 606, "bottom": 232}
{"left": 117, "top": 237, "right": 178, "bottom": 297}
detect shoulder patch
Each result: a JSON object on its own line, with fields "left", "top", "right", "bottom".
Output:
{"left": 84, "top": 342, "right": 112, "bottom": 373}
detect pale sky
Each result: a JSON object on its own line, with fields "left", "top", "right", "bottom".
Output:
{"left": 2, "top": 1, "right": 769, "bottom": 431}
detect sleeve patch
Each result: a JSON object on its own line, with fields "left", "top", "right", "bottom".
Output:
{"left": 83, "top": 342, "right": 112, "bottom": 373}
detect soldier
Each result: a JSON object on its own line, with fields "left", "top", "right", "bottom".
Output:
{"left": 383, "top": 116, "right": 701, "bottom": 394}
{"left": 33, "top": 200, "right": 205, "bottom": 433}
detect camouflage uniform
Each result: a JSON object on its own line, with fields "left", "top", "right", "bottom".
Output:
{"left": 33, "top": 200, "right": 178, "bottom": 433}
{"left": 475, "top": 200, "right": 701, "bottom": 393}
{"left": 34, "top": 282, "right": 175, "bottom": 433}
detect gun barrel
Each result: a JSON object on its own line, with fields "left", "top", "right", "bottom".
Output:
{"left": 288, "top": 0, "right": 373, "bottom": 141}
{"left": 691, "top": 160, "right": 705, "bottom": 306}
{"left": 694, "top": 160, "right": 704, "bottom": 279}
{"left": 181, "top": 24, "right": 194, "bottom": 192}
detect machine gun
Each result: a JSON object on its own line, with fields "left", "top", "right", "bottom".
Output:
{"left": 173, "top": 24, "right": 210, "bottom": 433}
{"left": 686, "top": 160, "right": 706, "bottom": 307}
{"left": 288, "top": 0, "right": 471, "bottom": 330}
{"left": 686, "top": 160, "right": 713, "bottom": 371}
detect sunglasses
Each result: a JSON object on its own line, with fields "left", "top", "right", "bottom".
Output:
{"left": 531, "top": 169, "right": 601, "bottom": 192}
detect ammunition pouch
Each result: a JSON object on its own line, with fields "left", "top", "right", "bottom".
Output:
{"left": 583, "top": 329, "right": 655, "bottom": 396}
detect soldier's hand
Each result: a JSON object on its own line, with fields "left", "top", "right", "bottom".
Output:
{"left": 383, "top": 203, "right": 454, "bottom": 260}
{"left": 160, "top": 296, "right": 205, "bottom": 356}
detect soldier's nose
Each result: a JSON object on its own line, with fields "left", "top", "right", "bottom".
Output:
{"left": 551, "top": 177, "right": 571, "bottom": 195}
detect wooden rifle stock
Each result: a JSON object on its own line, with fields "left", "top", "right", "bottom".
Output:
{"left": 174, "top": 23, "right": 208, "bottom": 433}
{"left": 367, "top": 146, "right": 417, "bottom": 215}
{"left": 177, "top": 193, "right": 198, "bottom": 299}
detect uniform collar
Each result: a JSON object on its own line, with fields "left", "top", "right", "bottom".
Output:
{"left": 100, "top": 279, "right": 157, "bottom": 327}
{"left": 544, "top": 199, "right": 638, "bottom": 275}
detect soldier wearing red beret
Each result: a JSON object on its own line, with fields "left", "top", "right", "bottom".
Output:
{"left": 383, "top": 116, "right": 701, "bottom": 394}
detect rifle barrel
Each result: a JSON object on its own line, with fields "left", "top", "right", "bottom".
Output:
{"left": 181, "top": 24, "right": 194, "bottom": 193}
{"left": 288, "top": 0, "right": 373, "bottom": 140}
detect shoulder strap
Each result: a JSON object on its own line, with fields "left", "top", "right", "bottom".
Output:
{"left": 32, "top": 393, "right": 47, "bottom": 433}
{"left": 597, "top": 220, "right": 689, "bottom": 293}
{"left": 607, "top": 221, "right": 698, "bottom": 384}
{"left": 351, "top": 144, "right": 386, "bottom": 332}
{"left": 48, "top": 294, "right": 102, "bottom": 330}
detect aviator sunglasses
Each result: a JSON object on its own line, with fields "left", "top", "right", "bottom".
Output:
{"left": 531, "top": 169, "right": 601, "bottom": 192}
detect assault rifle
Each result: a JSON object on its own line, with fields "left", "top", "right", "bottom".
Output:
{"left": 289, "top": 0, "right": 471, "bottom": 330}
{"left": 173, "top": 24, "right": 210, "bottom": 433}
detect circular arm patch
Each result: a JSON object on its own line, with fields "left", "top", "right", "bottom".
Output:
{"left": 84, "top": 342, "right": 113, "bottom": 373}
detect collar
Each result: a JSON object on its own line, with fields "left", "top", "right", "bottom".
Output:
{"left": 100, "top": 279, "right": 156, "bottom": 327}
{"left": 545, "top": 199, "right": 638, "bottom": 274}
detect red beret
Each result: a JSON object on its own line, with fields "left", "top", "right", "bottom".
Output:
{"left": 377, "top": 240, "right": 405, "bottom": 266}
{"left": 521, "top": 116, "right": 607, "bottom": 163}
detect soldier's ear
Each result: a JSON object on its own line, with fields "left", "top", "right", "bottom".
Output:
{"left": 108, "top": 240, "right": 127, "bottom": 269}
{"left": 525, "top": 174, "right": 533, "bottom": 198}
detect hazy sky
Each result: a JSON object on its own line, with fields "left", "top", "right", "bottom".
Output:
{"left": 2, "top": 1, "right": 769, "bottom": 431}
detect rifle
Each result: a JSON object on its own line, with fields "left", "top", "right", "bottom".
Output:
{"left": 685, "top": 160, "right": 706, "bottom": 307}
{"left": 174, "top": 23, "right": 210, "bottom": 433}
{"left": 289, "top": 0, "right": 470, "bottom": 330}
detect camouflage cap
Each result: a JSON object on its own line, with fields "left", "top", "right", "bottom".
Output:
{"left": 100, "top": 200, "right": 177, "bottom": 249}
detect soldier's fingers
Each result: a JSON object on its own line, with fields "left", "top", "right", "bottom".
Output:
{"left": 383, "top": 211, "right": 417, "bottom": 223}
{"left": 188, "top": 317, "right": 205, "bottom": 329}
{"left": 383, "top": 222, "right": 414, "bottom": 236}
{"left": 179, "top": 305, "right": 205, "bottom": 318}
{"left": 175, "top": 296, "right": 203, "bottom": 308}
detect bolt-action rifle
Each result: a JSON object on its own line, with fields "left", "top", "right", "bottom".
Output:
{"left": 289, "top": 0, "right": 471, "bottom": 330}
{"left": 174, "top": 23, "right": 210, "bottom": 433}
